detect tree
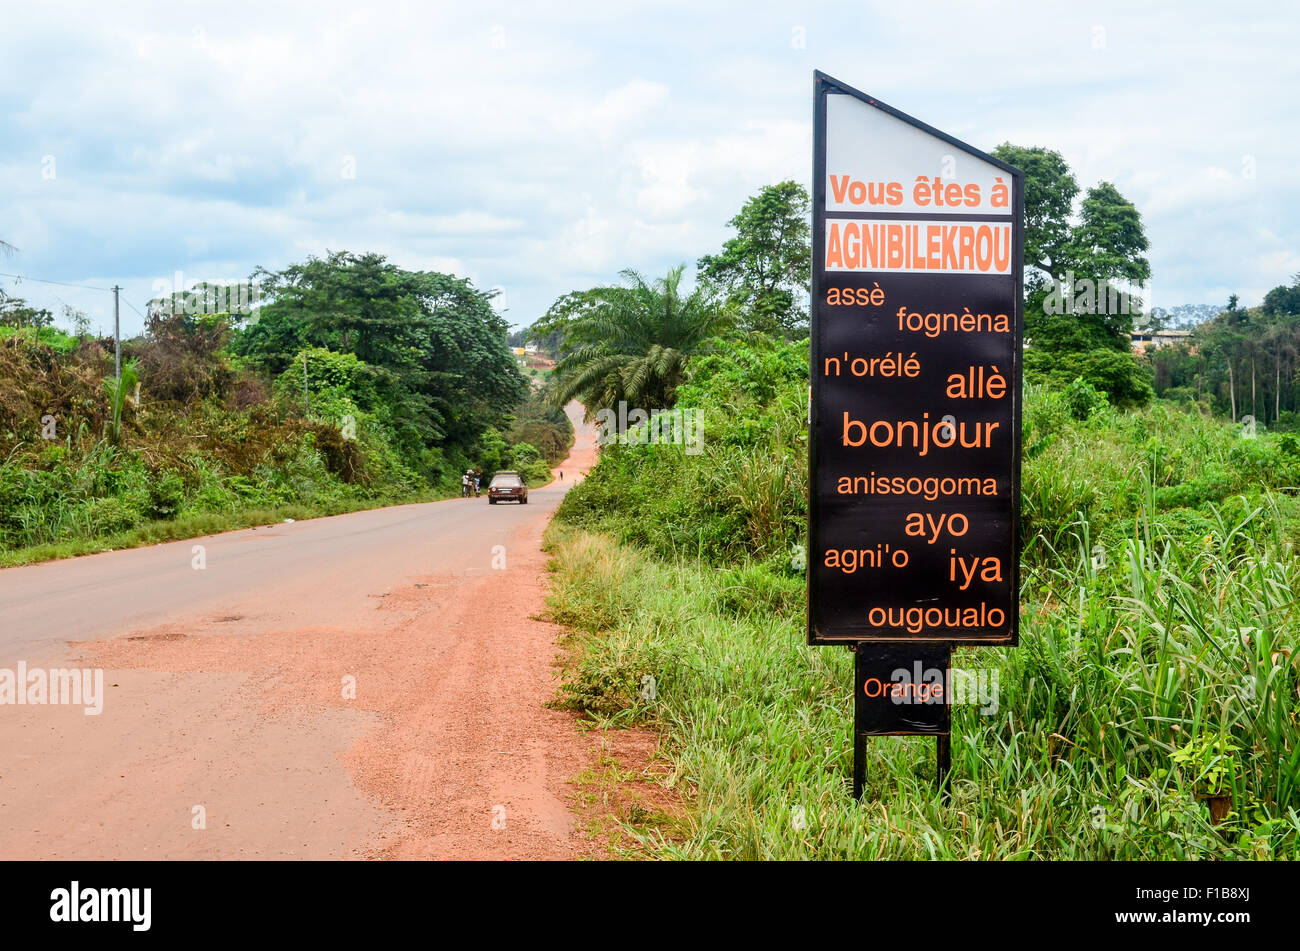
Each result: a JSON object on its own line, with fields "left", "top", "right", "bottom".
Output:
{"left": 996, "top": 146, "right": 1078, "bottom": 280}
{"left": 992, "top": 144, "right": 1152, "bottom": 406}
{"left": 240, "top": 252, "right": 437, "bottom": 373}
{"left": 1260, "top": 274, "right": 1300, "bottom": 318}
{"left": 62, "top": 304, "right": 92, "bottom": 340}
{"left": 1192, "top": 289, "right": 1300, "bottom": 425}
{"left": 697, "top": 181, "right": 811, "bottom": 337}
{"left": 0, "top": 296, "right": 54, "bottom": 329}
{"left": 543, "top": 266, "right": 730, "bottom": 414}
{"left": 135, "top": 309, "right": 233, "bottom": 403}
{"left": 231, "top": 251, "right": 525, "bottom": 453}
{"left": 1072, "top": 182, "right": 1151, "bottom": 287}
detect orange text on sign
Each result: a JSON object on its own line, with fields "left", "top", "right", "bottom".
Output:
{"left": 826, "top": 221, "right": 1012, "bottom": 273}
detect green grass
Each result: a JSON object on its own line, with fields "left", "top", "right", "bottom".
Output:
{"left": 542, "top": 498, "right": 1300, "bottom": 859}
{"left": 543, "top": 340, "right": 1300, "bottom": 858}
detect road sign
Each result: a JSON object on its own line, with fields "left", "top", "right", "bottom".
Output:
{"left": 808, "top": 71, "right": 1023, "bottom": 648}
{"left": 807, "top": 71, "right": 1023, "bottom": 796}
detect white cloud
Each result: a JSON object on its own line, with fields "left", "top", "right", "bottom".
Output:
{"left": 583, "top": 81, "right": 670, "bottom": 129}
{"left": 0, "top": 0, "right": 1297, "bottom": 337}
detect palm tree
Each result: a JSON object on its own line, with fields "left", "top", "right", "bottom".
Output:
{"left": 551, "top": 266, "right": 729, "bottom": 414}
{"left": 104, "top": 359, "right": 140, "bottom": 445}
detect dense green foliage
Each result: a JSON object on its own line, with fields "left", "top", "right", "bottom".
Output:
{"left": 560, "top": 335, "right": 1300, "bottom": 568}
{"left": 0, "top": 252, "right": 566, "bottom": 558}
{"left": 473, "top": 395, "right": 572, "bottom": 486}
{"left": 1148, "top": 283, "right": 1300, "bottom": 428}
{"left": 548, "top": 333, "right": 1300, "bottom": 859}
{"left": 557, "top": 333, "right": 808, "bottom": 564}
{"left": 993, "top": 144, "right": 1153, "bottom": 408}
{"left": 233, "top": 251, "right": 527, "bottom": 452}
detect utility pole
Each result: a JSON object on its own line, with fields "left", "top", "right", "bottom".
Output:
{"left": 112, "top": 285, "right": 121, "bottom": 381}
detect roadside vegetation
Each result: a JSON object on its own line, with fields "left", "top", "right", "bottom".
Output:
{"left": 545, "top": 335, "right": 1300, "bottom": 858}
{"left": 538, "top": 163, "right": 1300, "bottom": 858}
{"left": 0, "top": 252, "right": 570, "bottom": 564}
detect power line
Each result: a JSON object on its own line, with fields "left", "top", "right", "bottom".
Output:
{"left": 0, "top": 272, "right": 150, "bottom": 319}
{"left": 1, "top": 271, "right": 155, "bottom": 319}
{"left": 0, "top": 271, "right": 117, "bottom": 293}
{"left": 0, "top": 272, "right": 147, "bottom": 381}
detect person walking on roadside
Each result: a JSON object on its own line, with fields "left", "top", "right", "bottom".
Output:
{"left": 461, "top": 471, "right": 470, "bottom": 498}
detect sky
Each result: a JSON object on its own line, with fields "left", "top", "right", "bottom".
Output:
{"left": 1, "top": 0, "right": 1297, "bottom": 338}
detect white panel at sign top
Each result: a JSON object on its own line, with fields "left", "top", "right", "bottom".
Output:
{"left": 824, "top": 92, "right": 1007, "bottom": 216}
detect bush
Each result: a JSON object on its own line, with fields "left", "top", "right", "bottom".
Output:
{"left": 512, "top": 441, "right": 542, "bottom": 467}
{"left": 557, "top": 333, "right": 807, "bottom": 564}
{"left": 135, "top": 311, "right": 234, "bottom": 403}
{"left": 1065, "top": 377, "right": 1108, "bottom": 421}
{"left": 273, "top": 347, "right": 380, "bottom": 410}
{"left": 520, "top": 458, "right": 553, "bottom": 486}
{"left": 81, "top": 496, "right": 140, "bottom": 535}
{"left": 147, "top": 469, "right": 186, "bottom": 519}
{"left": 1275, "top": 411, "right": 1300, "bottom": 433}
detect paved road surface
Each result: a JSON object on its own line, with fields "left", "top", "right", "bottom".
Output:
{"left": 0, "top": 403, "right": 597, "bottom": 859}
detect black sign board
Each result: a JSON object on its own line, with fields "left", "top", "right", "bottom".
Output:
{"left": 854, "top": 642, "right": 952, "bottom": 736}
{"left": 808, "top": 71, "right": 1023, "bottom": 647}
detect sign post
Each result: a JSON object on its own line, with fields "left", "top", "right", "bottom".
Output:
{"left": 807, "top": 71, "right": 1023, "bottom": 797}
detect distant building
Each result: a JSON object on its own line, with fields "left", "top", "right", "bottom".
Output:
{"left": 1131, "top": 329, "right": 1192, "bottom": 353}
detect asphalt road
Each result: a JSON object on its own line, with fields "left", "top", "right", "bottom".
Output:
{"left": 0, "top": 479, "right": 558, "bottom": 666}
{"left": 0, "top": 403, "right": 599, "bottom": 859}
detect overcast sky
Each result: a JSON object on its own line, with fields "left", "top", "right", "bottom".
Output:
{"left": 2, "top": 0, "right": 1296, "bottom": 337}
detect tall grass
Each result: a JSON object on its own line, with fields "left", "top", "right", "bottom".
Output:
{"left": 545, "top": 494, "right": 1300, "bottom": 858}
{"left": 546, "top": 336, "right": 1300, "bottom": 857}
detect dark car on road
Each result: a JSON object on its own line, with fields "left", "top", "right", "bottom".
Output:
{"left": 487, "top": 470, "right": 528, "bottom": 504}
